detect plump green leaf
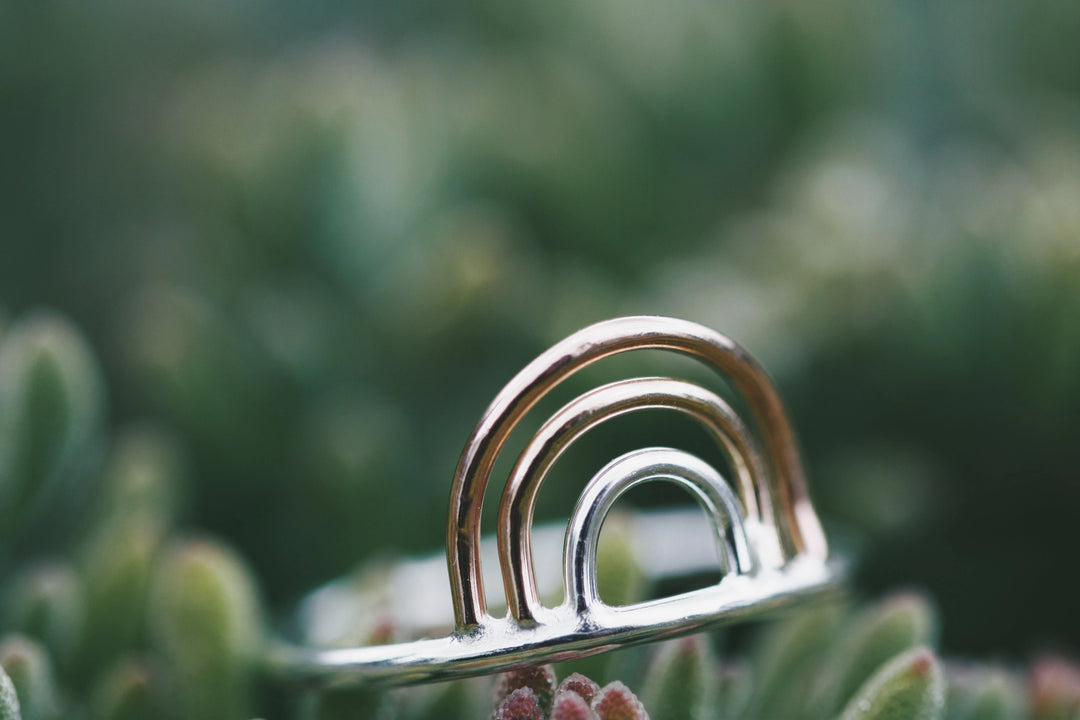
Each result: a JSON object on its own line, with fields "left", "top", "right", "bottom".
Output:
{"left": 839, "top": 646, "right": 945, "bottom": 720}
{"left": 89, "top": 657, "right": 166, "bottom": 720}
{"left": 0, "top": 662, "right": 20, "bottom": 720}
{"left": 147, "top": 538, "right": 263, "bottom": 720}
{"left": 95, "top": 425, "right": 184, "bottom": 531}
{"left": 641, "top": 635, "right": 714, "bottom": 720}
{"left": 0, "top": 311, "right": 104, "bottom": 534}
{"left": 945, "top": 664, "right": 1025, "bottom": 720}
{"left": 812, "top": 593, "right": 938, "bottom": 716}
{"left": 77, "top": 514, "right": 166, "bottom": 677}
{"left": 299, "top": 687, "right": 398, "bottom": 720}
{"left": 716, "top": 660, "right": 752, "bottom": 720}
{"left": 0, "top": 636, "right": 60, "bottom": 720}
{"left": 745, "top": 601, "right": 844, "bottom": 718}
{"left": 4, "top": 563, "right": 83, "bottom": 671}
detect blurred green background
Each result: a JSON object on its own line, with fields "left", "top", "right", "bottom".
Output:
{"left": 1, "top": 0, "right": 1078, "bottom": 661}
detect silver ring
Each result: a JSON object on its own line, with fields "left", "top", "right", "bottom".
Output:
{"left": 265, "top": 316, "right": 842, "bottom": 689}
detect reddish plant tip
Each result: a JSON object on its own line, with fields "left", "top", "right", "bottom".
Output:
{"left": 368, "top": 616, "right": 395, "bottom": 646}
{"left": 592, "top": 681, "right": 649, "bottom": 720}
{"left": 495, "top": 664, "right": 558, "bottom": 711}
{"left": 677, "top": 635, "right": 699, "bottom": 651}
{"left": 493, "top": 687, "right": 544, "bottom": 720}
{"left": 551, "top": 690, "right": 597, "bottom": 720}
{"left": 907, "top": 648, "right": 936, "bottom": 678}
{"left": 558, "top": 672, "right": 601, "bottom": 703}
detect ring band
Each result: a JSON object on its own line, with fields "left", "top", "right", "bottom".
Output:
{"left": 265, "top": 316, "right": 843, "bottom": 689}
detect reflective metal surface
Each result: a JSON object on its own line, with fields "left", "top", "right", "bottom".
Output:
{"left": 266, "top": 316, "right": 840, "bottom": 689}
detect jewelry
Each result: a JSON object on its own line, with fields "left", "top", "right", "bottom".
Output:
{"left": 266, "top": 316, "right": 841, "bottom": 689}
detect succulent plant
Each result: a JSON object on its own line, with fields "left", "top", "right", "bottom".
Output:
{"left": 0, "top": 306, "right": 1073, "bottom": 719}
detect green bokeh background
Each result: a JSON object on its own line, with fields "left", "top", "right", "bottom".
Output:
{"left": 2, "top": 0, "right": 1078, "bottom": 659}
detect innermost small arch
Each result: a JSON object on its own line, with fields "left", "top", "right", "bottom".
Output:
{"left": 594, "top": 480, "right": 729, "bottom": 607}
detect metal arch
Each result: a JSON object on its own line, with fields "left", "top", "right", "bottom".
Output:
{"left": 447, "top": 315, "right": 827, "bottom": 628}
{"left": 496, "top": 377, "right": 772, "bottom": 624}
{"left": 563, "top": 448, "right": 755, "bottom": 615}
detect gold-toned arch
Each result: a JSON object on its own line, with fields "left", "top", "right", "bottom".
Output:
{"left": 446, "top": 315, "right": 827, "bottom": 629}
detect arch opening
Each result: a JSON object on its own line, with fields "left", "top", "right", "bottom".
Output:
{"left": 563, "top": 447, "right": 754, "bottom": 616}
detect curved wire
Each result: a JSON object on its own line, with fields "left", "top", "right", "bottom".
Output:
{"left": 563, "top": 447, "right": 754, "bottom": 615}
{"left": 447, "top": 315, "right": 826, "bottom": 628}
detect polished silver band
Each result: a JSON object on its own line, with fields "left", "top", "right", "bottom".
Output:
{"left": 265, "top": 316, "right": 842, "bottom": 689}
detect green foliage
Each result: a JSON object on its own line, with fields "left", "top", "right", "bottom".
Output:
{"left": 839, "top": 647, "right": 944, "bottom": 720}
{"left": 591, "top": 682, "right": 648, "bottom": 720}
{"left": 550, "top": 690, "right": 594, "bottom": 720}
{"left": 0, "top": 312, "right": 104, "bottom": 540}
{"left": 0, "top": 307, "right": 1072, "bottom": 718}
{"left": 77, "top": 511, "right": 164, "bottom": 678}
{"left": 3, "top": 564, "right": 83, "bottom": 671}
{"left": 744, "top": 602, "right": 844, "bottom": 718}
{"left": 0, "top": 663, "right": 20, "bottom": 720}
{"left": 640, "top": 635, "right": 714, "bottom": 720}
{"left": 2, "top": 0, "right": 1079, "bottom": 714}
{"left": 495, "top": 666, "right": 558, "bottom": 716}
{"left": 0, "top": 637, "right": 59, "bottom": 720}
{"left": 945, "top": 665, "right": 1025, "bottom": 720}
{"left": 89, "top": 658, "right": 167, "bottom": 720}
{"left": 300, "top": 686, "right": 399, "bottom": 720}
{"left": 809, "top": 593, "right": 938, "bottom": 717}
{"left": 147, "top": 538, "right": 262, "bottom": 720}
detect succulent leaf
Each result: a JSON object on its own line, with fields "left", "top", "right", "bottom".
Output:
{"left": 812, "top": 593, "right": 938, "bottom": 716}
{"left": 945, "top": 664, "right": 1026, "bottom": 720}
{"left": 0, "top": 311, "right": 104, "bottom": 533}
{"left": 640, "top": 635, "right": 714, "bottom": 720}
{"left": 3, "top": 563, "right": 83, "bottom": 670}
{"left": 147, "top": 538, "right": 263, "bottom": 720}
{"left": 77, "top": 513, "right": 166, "bottom": 676}
{"left": 558, "top": 515, "right": 646, "bottom": 684}
{"left": 551, "top": 690, "right": 598, "bottom": 720}
{"left": 300, "top": 688, "right": 398, "bottom": 720}
{"left": 745, "top": 602, "right": 844, "bottom": 718}
{"left": 839, "top": 646, "right": 945, "bottom": 720}
{"left": 595, "top": 513, "right": 646, "bottom": 609}
{"left": 492, "top": 687, "right": 543, "bottom": 720}
{"left": 558, "top": 673, "right": 601, "bottom": 704}
{"left": 494, "top": 665, "right": 557, "bottom": 715}
{"left": 96, "top": 425, "right": 184, "bottom": 530}
{"left": 0, "top": 636, "right": 60, "bottom": 720}
{"left": 592, "top": 681, "right": 649, "bottom": 720}
{"left": 716, "top": 660, "right": 752, "bottom": 720}
{"left": 399, "top": 678, "right": 483, "bottom": 720}
{"left": 0, "top": 662, "right": 20, "bottom": 720}
{"left": 89, "top": 658, "right": 165, "bottom": 720}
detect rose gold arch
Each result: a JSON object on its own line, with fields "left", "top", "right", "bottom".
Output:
{"left": 446, "top": 315, "right": 828, "bottom": 630}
